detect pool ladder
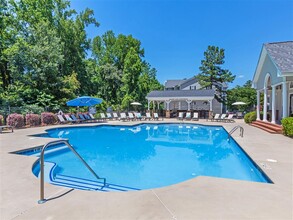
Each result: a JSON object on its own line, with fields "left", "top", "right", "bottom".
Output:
{"left": 228, "top": 125, "right": 244, "bottom": 140}
{"left": 38, "top": 139, "right": 106, "bottom": 204}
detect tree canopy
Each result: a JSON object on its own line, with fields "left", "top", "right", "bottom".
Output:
{"left": 196, "top": 45, "right": 235, "bottom": 103}
{"left": 0, "top": 0, "right": 162, "bottom": 113}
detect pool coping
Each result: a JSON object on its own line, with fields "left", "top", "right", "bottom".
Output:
{"left": 1, "top": 119, "right": 292, "bottom": 219}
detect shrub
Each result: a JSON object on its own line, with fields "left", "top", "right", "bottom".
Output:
{"left": 244, "top": 111, "right": 257, "bottom": 124}
{"left": 41, "top": 112, "right": 57, "bottom": 125}
{"left": 281, "top": 117, "right": 293, "bottom": 137}
{"left": 0, "top": 115, "right": 3, "bottom": 126}
{"left": 25, "top": 114, "right": 41, "bottom": 127}
{"left": 6, "top": 113, "right": 25, "bottom": 128}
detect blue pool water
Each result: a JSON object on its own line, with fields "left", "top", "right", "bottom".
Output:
{"left": 32, "top": 124, "right": 271, "bottom": 190}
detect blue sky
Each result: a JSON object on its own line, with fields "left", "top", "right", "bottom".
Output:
{"left": 71, "top": 0, "right": 293, "bottom": 88}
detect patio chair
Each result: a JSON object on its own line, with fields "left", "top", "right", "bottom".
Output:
{"left": 219, "top": 114, "right": 227, "bottom": 121}
{"left": 57, "top": 115, "right": 68, "bottom": 124}
{"left": 113, "top": 112, "right": 119, "bottom": 120}
{"left": 120, "top": 112, "right": 127, "bottom": 121}
{"left": 106, "top": 113, "right": 113, "bottom": 120}
{"left": 192, "top": 112, "right": 199, "bottom": 121}
{"left": 177, "top": 112, "right": 184, "bottom": 121}
{"left": 211, "top": 114, "right": 220, "bottom": 122}
{"left": 78, "top": 113, "right": 87, "bottom": 121}
{"left": 64, "top": 115, "right": 77, "bottom": 123}
{"left": 145, "top": 112, "right": 151, "bottom": 120}
{"left": 224, "top": 114, "right": 235, "bottom": 123}
{"left": 71, "top": 114, "right": 84, "bottom": 123}
{"left": 88, "top": 113, "right": 100, "bottom": 122}
{"left": 135, "top": 112, "right": 143, "bottom": 120}
{"left": 0, "top": 125, "right": 13, "bottom": 133}
{"left": 100, "top": 113, "right": 107, "bottom": 121}
{"left": 236, "top": 112, "right": 243, "bottom": 119}
{"left": 128, "top": 112, "right": 135, "bottom": 121}
{"left": 153, "top": 112, "right": 159, "bottom": 120}
{"left": 185, "top": 112, "right": 191, "bottom": 120}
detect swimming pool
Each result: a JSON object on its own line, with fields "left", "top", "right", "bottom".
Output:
{"left": 30, "top": 123, "right": 271, "bottom": 191}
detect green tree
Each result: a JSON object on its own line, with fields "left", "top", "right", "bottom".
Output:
{"left": 227, "top": 80, "right": 256, "bottom": 112}
{"left": 121, "top": 47, "right": 142, "bottom": 99}
{"left": 196, "top": 45, "right": 235, "bottom": 103}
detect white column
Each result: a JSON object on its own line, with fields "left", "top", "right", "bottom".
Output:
{"left": 256, "top": 90, "right": 261, "bottom": 120}
{"left": 209, "top": 100, "right": 213, "bottom": 111}
{"left": 282, "top": 81, "right": 288, "bottom": 118}
{"left": 263, "top": 88, "right": 268, "bottom": 122}
{"left": 165, "top": 100, "right": 171, "bottom": 110}
{"left": 147, "top": 100, "right": 150, "bottom": 110}
{"left": 157, "top": 101, "right": 160, "bottom": 110}
{"left": 186, "top": 100, "right": 192, "bottom": 111}
{"left": 271, "top": 85, "right": 276, "bottom": 124}
{"left": 178, "top": 101, "right": 181, "bottom": 110}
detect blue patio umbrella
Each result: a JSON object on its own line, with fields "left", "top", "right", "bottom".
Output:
{"left": 66, "top": 96, "right": 103, "bottom": 107}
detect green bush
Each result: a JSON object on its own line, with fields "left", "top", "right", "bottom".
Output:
{"left": 244, "top": 111, "right": 258, "bottom": 124}
{"left": 281, "top": 117, "right": 293, "bottom": 137}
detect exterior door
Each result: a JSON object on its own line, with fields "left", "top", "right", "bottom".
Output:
{"left": 289, "top": 94, "right": 293, "bottom": 117}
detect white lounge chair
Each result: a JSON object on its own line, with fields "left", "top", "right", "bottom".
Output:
{"left": 145, "top": 112, "right": 151, "bottom": 120}
{"left": 128, "top": 112, "right": 135, "bottom": 121}
{"left": 100, "top": 113, "right": 107, "bottom": 120}
{"left": 178, "top": 112, "right": 184, "bottom": 120}
{"left": 212, "top": 114, "right": 220, "bottom": 121}
{"left": 106, "top": 113, "right": 113, "bottom": 120}
{"left": 185, "top": 112, "right": 191, "bottom": 120}
{"left": 153, "top": 112, "right": 159, "bottom": 120}
{"left": 57, "top": 115, "right": 67, "bottom": 124}
{"left": 224, "top": 114, "right": 235, "bottom": 123}
{"left": 219, "top": 114, "right": 227, "bottom": 121}
{"left": 135, "top": 112, "right": 143, "bottom": 120}
{"left": 120, "top": 112, "right": 127, "bottom": 121}
{"left": 113, "top": 112, "right": 119, "bottom": 120}
{"left": 192, "top": 112, "right": 199, "bottom": 121}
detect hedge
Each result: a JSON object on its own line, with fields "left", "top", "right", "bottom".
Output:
{"left": 26, "top": 114, "right": 41, "bottom": 127}
{"left": 6, "top": 113, "right": 25, "bottom": 128}
{"left": 281, "top": 117, "right": 293, "bottom": 137}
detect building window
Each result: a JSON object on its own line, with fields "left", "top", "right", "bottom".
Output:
{"left": 190, "top": 86, "right": 196, "bottom": 90}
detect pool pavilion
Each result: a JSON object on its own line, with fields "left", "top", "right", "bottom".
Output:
{"left": 252, "top": 41, "right": 293, "bottom": 124}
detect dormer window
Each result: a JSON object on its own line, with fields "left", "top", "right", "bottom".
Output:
{"left": 190, "top": 86, "right": 196, "bottom": 90}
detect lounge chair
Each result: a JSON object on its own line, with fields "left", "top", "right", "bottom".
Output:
{"left": 128, "top": 112, "right": 135, "bottom": 121}
{"left": 135, "top": 112, "right": 143, "bottom": 120}
{"left": 236, "top": 112, "right": 243, "bottom": 119}
{"left": 185, "top": 112, "right": 191, "bottom": 120}
{"left": 106, "top": 113, "right": 113, "bottom": 120}
{"left": 145, "top": 112, "right": 151, "bottom": 120}
{"left": 83, "top": 113, "right": 92, "bottom": 121}
{"left": 71, "top": 114, "right": 84, "bottom": 123}
{"left": 192, "top": 112, "right": 199, "bottom": 121}
{"left": 64, "top": 115, "right": 77, "bottom": 123}
{"left": 100, "top": 113, "right": 107, "bottom": 121}
{"left": 212, "top": 114, "right": 220, "bottom": 122}
{"left": 88, "top": 113, "right": 100, "bottom": 122}
{"left": 120, "top": 112, "right": 127, "bottom": 121}
{"left": 78, "top": 114, "right": 87, "bottom": 121}
{"left": 224, "top": 114, "right": 235, "bottom": 123}
{"left": 220, "top": 114, "right": 227, "bottom": 121}
{"left": 177, "top": 112, "right": 184, "bottom": 121}
{"left": 113, "top": 112, "right": 119, "bottom": 120}
{"left": 0, "top": 125, "right": 13, "bottom": 133}
{"left": 153, "top": 112, "right": 159, "bottom": 120}
{"left": 57, "top": 115, "right": 68, "bottom": 124}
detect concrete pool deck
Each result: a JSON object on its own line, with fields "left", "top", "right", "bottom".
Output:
{"left": 0, "top": 119, "right": 292, "bottom": 219}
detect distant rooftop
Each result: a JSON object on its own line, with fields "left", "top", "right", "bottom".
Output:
{"left": 264, "top": 41, "right": 293, "bottom": 73}
{"left": 164, "top": 80, "right": 186, "bottom": 88}
{"left": 146, "top": 89, "right": 214, "bottom": 98}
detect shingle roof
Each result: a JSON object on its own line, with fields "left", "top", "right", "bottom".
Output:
{"left": 164, "top": 80, "right": 185, "bottom": 88}
{"left": 264, "top": 41, "right": 293, "bottom": 73}
{"left": 146, "top": 89, "right": 214, "bottom": 98}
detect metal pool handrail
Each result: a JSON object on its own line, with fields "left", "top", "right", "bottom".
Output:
{"left": 228, "top": 125, "right": 244, "bottom": 139}
{"left": 38, "top": 139, "right": 106, "bottom": 204}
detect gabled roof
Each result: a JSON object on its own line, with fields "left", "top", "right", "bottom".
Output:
{"left": 253, "top": 41, "right": 293, "bottom": 85}
{"left": 146, "top": 89, "right": 214, "bottom": 98}
{"left": 164, "top": 80, "right": 185, "bottom": 88}
{"left": 264, "top": 41, "right": 293, "bottom": 73}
